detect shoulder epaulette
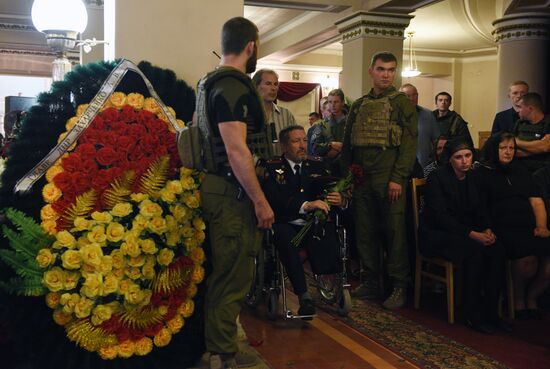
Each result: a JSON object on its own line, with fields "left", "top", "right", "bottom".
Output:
{"left": 266, "top": 157, "right": 283, "bottom": 164}
{"left": 306, "top": 155, "right": 323, "bottom": 162}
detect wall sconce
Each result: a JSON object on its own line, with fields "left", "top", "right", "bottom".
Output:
{"left": 31, "top": 0, "right": 88, "bottom": 81}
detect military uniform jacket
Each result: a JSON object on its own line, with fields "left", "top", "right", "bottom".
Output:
{"left": 262, "top": 156, "right": 331, "bottom": 223}
{"left": 341, "top": 86, "right": 418, "bottom": 185}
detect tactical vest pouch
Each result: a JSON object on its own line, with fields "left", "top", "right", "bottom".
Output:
{"left": 177, "top": 124, "right": 203, "bottom": 170}
{"left": 389, "top": 124, "right": 402, "bottom": 147}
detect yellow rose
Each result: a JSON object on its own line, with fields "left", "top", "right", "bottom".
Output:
{"left": 117, "top": 340, "right": 135, "bottom": 358}
{"left": 91, "top": 211, "right": 113, "bottom": 224}
{"left": 43, "top": 267, "right": 65, "bottom": 292}
{"left": 176, "top": 119, "right": 186, "bottom": 129}
{"left": 36, "top": 248, "right": 56, "bottom": 268}
{"left": 181, "top": 224, "right": 194, "bottom": 238}
{"left": 167, "top": 315, "right": 184, "bottom": 333}
{"left": 134, "top": 337, "right": 153, "bottom": 356}
{"left": 192, "top": 217, "right": 206, "bottom": 231}
{"left": 76, "top": 103, "right": 89, "bottom": 117}
{"left": 40, "top": 204, "right": 59, "bottom": 222}
{"left": 157, "top": 248, "right": 174, "bottom": 266}
{"left": 82, "top": 272, "right": 103, "bottom": 298}
{"left": 103, "top": 273, "right": 119, "bottom": 295}
{"left": 180, "top": 167, "right": 194, "bottom": 177}
{"left": 139, "top": 200, "right": 163, "bottom": 218}
{"left": 125, "top": 267, "right": 142, "bottom": 280}
{"left": 109, "top": 91, "right": 127, "bottom": 109}
{"left": 165, "top": 180, "right": 183, "bottom": 195}
{"left": 126, "top": 93, "right": 145, "bottom": 109}
{"left": 184, "top": 192, "right": 200, "bottom": 209}
{"left": 190, "top": 247, "right": 205, "bottom": 264}
{"left": 191, "top": 265, "right": 205, "bottom": 283}
{"left": 106, "top": 222, "right": 125, "bottom": 242}
{"left": 143, "top": 97, "right": 160, "bottom": 114}
{"left": 74, "top": 297, "right": 94, "bottom": 318}
{"left": 42, "top": 183, "right": 62, "bottom": 203}
{"left": 118, "top": 279, "right": 132, "bottom": 294}
{"left": 125, "top": 283, "right": 144, "bottom": 305}
{"left": 65, "top": 116, "right": 78, "bottom": 131}
{"left": 40, "top": 220, "right": 57, "bottom": 236}
{"left": 131, "top": 214, "right": 148, "bottom": 233}
{"left": 91, "top": 304, "right": 113, "bottom": 326}
{"left": 184, "top": 238, "right": 198, "bottom": 251}
{"left": 45, "top": 292, "right": 61, "bottom": 309}
{"left": 165, "top": 215, "right": 177, "bottom": 232}
{"left": 53, "top": 310, "right": 73, "bottom": 326}
{"left": 159, "top": 188, "right": 176, "bottom": 203}
{"left": 98, "top": 255, "right": 113, "bottom": 274}
{"left": 148, "top": 217, "right": 168, "bottom": 235}
{"left": 80, "top": 243, "right": 104, "bottom": 267}
{"left": 53, "top": 230, "right": 77, "bottom": 249}
{"left": 60, "top": 292, "right": 80, "bottom": 313}
{"left": 180, "top": 176, "right": 197, "bottom": 191}
{"left": 187, "top": 283, "right": 198, "bottom": 298}
{"left": 140, "top": 239, "right": 158, "bottom": 254}
{"left": 77, "top": 235, "right": 91, "bottom": 248}
{"left": 153, "top": 328, "right": 172, "bottom": 347}
{"left": 121, "top": 237, "right": 141, "bottom": 257}
{"left": 87, "top": 225, "right": 107, "bottom": 245}
{"left": 194, "top": 230, "right": 206, "bottom": 244}
{"left": 130, "top": 193, "right": 149, "bottom": 202}
{"left": 170, "top": 204, "right": 188, "bottom": 222}
{"left": 45, "top": 165, "right": 64, "bottom": 182}
{"left": 81, "top": 263, "right": 96, "bottom": 275}
{"left": 64, "top": 271, "right": 80, "bottom": 290}
{"left": 128, "top": 255, "right": 145, "bottom": 267}
{"left": 144, "top": 255, "right": 156, "bottom": 267}
{"left": 111, "top": 202, "right": 133, "bottom": 217}
{"left": 61, "top": 249, "right": 82, "bottom": 270}
{"left": 112, "top": 267, "right": 125, "bottom": 279}
{"left": 72, "top": 217, "right": 91, "bottom": 231}
{"left": 166, "top": 231, "right": 180, "bottom": 247}
{"left": 141, "top": 264, "right": 156, "bottom": 280}
{"left": 110, "top": 249, "right": 125, "bottom": 269}
{"left": 99, "top": 345, "right": 118, "bottom": 360}
{"left": 178, "top": 299, "right": 194, "bottom": 318}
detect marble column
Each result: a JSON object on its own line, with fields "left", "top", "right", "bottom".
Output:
{"left": 335, "top": 11, "right": 413, "bottom": 100}
{"left": 493, "top": 13, "right": 550, "bottom": 111}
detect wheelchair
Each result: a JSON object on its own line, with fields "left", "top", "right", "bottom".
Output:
{"left": 246, "top": 211, "right": 352, "bottom": 319}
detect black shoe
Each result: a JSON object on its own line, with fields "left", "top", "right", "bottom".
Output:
{"left": 465, "top": 318, "right": 495, "bottom": 334}
{"left": 298, "top": 299, "right": 316, "bottom": 320}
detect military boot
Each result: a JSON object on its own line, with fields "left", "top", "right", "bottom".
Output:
{"left": 382, "top": 287, "right": 406, "bottom": 310}
{"left": 351, "top": 279, "right": 379, "bottom": 299}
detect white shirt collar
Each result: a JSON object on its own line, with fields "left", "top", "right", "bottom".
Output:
{"left": 284, "top": 156, "right": 302, "bottom": 173}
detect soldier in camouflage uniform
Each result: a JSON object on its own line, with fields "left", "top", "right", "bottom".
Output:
{"left": 341, "top": 52, "right": 418, "bottom": 310}
{"left": 196, "top": 17, "right": 274, "bottom": 369}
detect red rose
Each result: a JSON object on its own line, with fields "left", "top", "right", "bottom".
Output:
{"left": 116, "top": 151, "right": 130, "bottom": 170}
{"left": 116, "top": 135, "right": 136, "bottom": 152}
{"left": 74, "top": 143, "right": 96, "bottom": 158}
{"left": 53, "top": 172, "right": 74, "bottom": 192}
{"left": 62, "top": 153, "right": 82, "bottom": 173}
{"left": 105, "top": 167, "right": 123, "bottom": 182}
{"left": 137, "top": 110, "right": 156, "bottom": 125}
{"left": 120, "top": 105, "right": 137, "bottom": 122}
{"left": 79, "top": 129, "right": 99, "bottom": 145}
{"left": 129, "top": 149, "right": 145, "bottom": 161}
{"left": 81, "top": 159, "right": 98, "bottom": 174}
{"left": 150, "top": 118, "right": 168, "bottom": 133}
{"left": 96, "top": 147, "right": 117, "bottom": 166}
{"left": 110, "top": 121, "right": 128, "bottom": 135}
{"left": 128, "top": 124, "right": 147, "bottom": 139}
{"left": 52, "top": 199, "right": 72, "bottom": 214}
{"left": 91, "top": 171, "right": 111, "bottom": 191}
{"left": 90, "top": 116, "right": 106, "bottom": 131}
{"left": 73, "top": 175, "right": 91, "bottom": 194}
{"left": 139, "top": 134, "right": 159, "bottom": 154}
{"left": 98, "top": 131, "right": 118, "bottom": 147}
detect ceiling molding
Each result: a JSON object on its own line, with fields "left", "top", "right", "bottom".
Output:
{"left": 0, "top": 21, "right": 36, "bottom": 32}
{"left": 245, "top": 1, "right": 349, "bottom": 12}
{"left": 371, "top": 0, "right": 444, "bottom": 14}
{"left": 260, "top": 11, "right": 320, "bottom": 43}
{"left": 462, "top": 0, "right": 494, "bottom": 42}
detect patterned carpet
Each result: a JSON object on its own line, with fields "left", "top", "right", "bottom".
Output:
{"left": 312, "top": 287, "right": 509, "bottom": 369}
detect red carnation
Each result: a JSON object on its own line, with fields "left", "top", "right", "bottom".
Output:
{"left": 96, "top": 147, "right": 118, "bottom": 166}
{"left": 53, "top": 171, "right": 74, "bottom": 192}
{"left": 81, "top": 159, "right": 98, "bottom": 174}
{"left": 75, "top": 143, "right": 96, "bottom": 158}
{"left": 62, "top": 153, "right": 82, "bottom": 173}
{"left": 73, "top": 175, "right": 91, "bottom": 194}
{"left": 101, "top": 107, "right": 119, "bottom": 122}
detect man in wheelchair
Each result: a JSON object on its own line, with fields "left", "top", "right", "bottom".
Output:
{"left": 262, "top": 125, "right": 346, "bottom": 318}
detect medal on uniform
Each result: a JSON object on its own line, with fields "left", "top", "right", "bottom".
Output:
{"left": 275, "top": 168, "right": 285, "bottom": 184}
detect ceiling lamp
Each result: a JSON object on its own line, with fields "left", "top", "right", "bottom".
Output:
{"left": 402, "top": 31, "right": 421, "bottom": 78}
{"left": 31, "top": 0, "right": 88, "bottom": 81}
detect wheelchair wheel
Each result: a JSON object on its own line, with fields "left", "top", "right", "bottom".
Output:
{"left": 336, "top": 289, "right": 352, "bottom": 317}
{"left": 316, "top": 274, "right": 338, "bottom": 303}
{"left": 266, "top": 290, "right": 279, "bottom": 320}
{"left": 245, "top": 249, "right": 264, "bottom": 308}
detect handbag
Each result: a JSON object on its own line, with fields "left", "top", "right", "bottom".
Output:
{"left": 305, "top": 220, "right": 342, "bottom": 275}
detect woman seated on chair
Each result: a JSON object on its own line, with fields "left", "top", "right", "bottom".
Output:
{"left": 419, "top": 139, "right": 505, "bottom": 334}
{"left": 477, "top": 132, "right": 550, "bottom": 320}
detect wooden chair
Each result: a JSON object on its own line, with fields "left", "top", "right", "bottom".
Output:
{"left": 411, "top": 178, "right": 457, "bottom": 324}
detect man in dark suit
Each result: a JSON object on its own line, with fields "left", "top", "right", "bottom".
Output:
{"left": 491, "top": 80, "right": 529, "bottom": 134}
{"left": 262, "top": 125, "right": 345, "bottom": 318}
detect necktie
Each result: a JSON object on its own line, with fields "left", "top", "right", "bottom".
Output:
{"left": 294, "top": 164, "right": 301, "bottom": 185}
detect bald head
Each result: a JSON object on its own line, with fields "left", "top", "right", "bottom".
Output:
{"left": 400, "top": 83, "right": 418, "bottom": 107}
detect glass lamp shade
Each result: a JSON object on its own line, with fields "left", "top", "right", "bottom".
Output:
{"left": 401, "top": 68, "right": 421, "bottom": 78}
{"left": 31, "top": 0, "right": 88, "bottom": 33}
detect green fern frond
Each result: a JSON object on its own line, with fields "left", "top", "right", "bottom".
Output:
{"left": 60, "top": 189, "right": 97, "bottom": 229}
{"left": 0, "top": 277, "right": 46, "bottom": 296}
{"left": 4, "top": 208, "right": 51, "bottom": 251}
{"left": 1, "top": 227, "right": 42, "bottom": 262}
{"left": 103, "top": 170, "right": 136, "bottom": 209}
{"left": 138, "top": 156, "right": 170, "bottom": 198}
{"left": 0, "top": 249, "right": 43, "bottom": 279}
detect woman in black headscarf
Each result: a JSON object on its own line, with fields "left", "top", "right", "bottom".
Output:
{"left": 477, "top": 132, "right": 550, "bottom": 320}
{"left": 419, "top": 139, "right": 505, "bottom": 334}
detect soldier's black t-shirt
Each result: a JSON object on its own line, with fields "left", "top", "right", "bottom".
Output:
{"left": 207, "top": 75, "right": 264, "bottom": 137}
{"left": 514, "top": 115, "right": 550, "bottom": 172}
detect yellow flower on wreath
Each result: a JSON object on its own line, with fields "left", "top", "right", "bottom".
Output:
{"left": 153, "top": 327, "right": 172, "bottom": 347}
{"left": 139, "top": 199, "right": 163, "bottom": 218}
{"left": 157, "top": 248, "right": 174, "bottom": 266}
{"left": 45, "top": 292, "right": 61, "bottom": 309}
{"left": 53, "top": 310, "right": 73, "bottom": 326}
{"left": 126, "top": 93, "right": 145, "bottom": 109}
{"left": 76, "top": 103, "right": 89, "bottom": 117}
{"left": 178, "top": 299, "right": 195, "bottom": 318}
{"left": 61, "top": 249, "right": 82, "bottom": 270}
{"left": 159, "top": 188, "right": 176, "bottom": 203}
{"left": 41, "top": 204, "right": 59, "bottom": 221}
{"left": 54, "top": 230, "right": 77, "bottom": 249}
{"left": 80, "top": 243, "right": 104, "bottom": 268}
{"left": 148, "top": 216, "right": 168, "bottom": 235}
{"left": 117, "top": 340, "right": 135, "bottom": 358}
{"left": 103, "top": 273, "right": 119, "bottom": 295}
{"left": 74, "top": 296, "right": 94, "bottom": 318}
{"left": 190, "top": 247, "right": 205, "bottom": 264}
{"left": 167, "top": 315, "right": 184, "bottom": 334}
{"left": 106, "top": 222, "right": 125, "bottom": 242}
{"left": 109, "top": 91, "right": 127, "bottom": 109}
{"left": 87, "top": 225, "right": 107, "bottom": 245}
{"left": 45, "top": 164, "right": 63, "bottom": 182}
{"left": 111, "top": 202, "right": 133, "bottom": 217}
{"left": 134, "top": 337, "right": 153, "bottom": 356}
{"left": 191, "top": 265, "right": 205, "bottom": 284}
{"left": 41, "top": 220, "right": 58, "bottom": 235}
{"left": 99, "top": 345, "right": 118, "bottom": 360}
{"left": 43, "top": 267, "right": 65, "bottom": 292}
{"left": 143, "top": 97, "right": 161, "bottom": 114}
{"left": 91, "top": 211, "right": 113, "bottom": 224}
{"left": 36, "top": 248, "right": 56, "bottom": 268}
{"left": 140, "top": 238, "right": 158, "bottom": 254}
{"left": 42, "top": 183, "right": 62, "bottom": 203}
{"left": 64, "top": 271, "right": 81, "bottom": 290}
{"left": 91, "top": 304, "right": 114, "bottom": 326}
{"left": 73, "top": 217, "right": 92, "bottom": 231}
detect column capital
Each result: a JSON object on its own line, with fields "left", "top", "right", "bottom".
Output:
{"left": 492, "top": 13, "right": 550, "bottom": 44}
{"left": 335, "top": 11, "right": 413, "bottom": 44}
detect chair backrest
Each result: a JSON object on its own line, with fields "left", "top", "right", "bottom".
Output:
{"left": 411, "top": 178, "right": 427, "bottom": 253}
